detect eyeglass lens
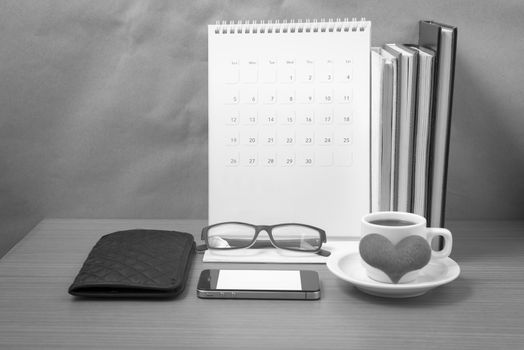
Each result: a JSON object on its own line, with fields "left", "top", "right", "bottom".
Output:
{"left": 207, "top": 223, "right": 256, "bottom": 249}
{"left": 271, "top": 225, "right": 322, "bottom": 251}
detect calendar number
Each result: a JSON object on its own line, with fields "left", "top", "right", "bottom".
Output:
{"left": 318, "top": 88, "right": 334, "bottom": 104}
{"left": 262, "top": 153, "right": 277, "bottom": 167}
{"left": 280, "top": 153, "right": 296, "bottom": 166}
{"left": 300, "top": 114, "right": 314, "bottom": 124}
{"left": 336, "top": 58, "right": 353, "bottom": 82}
{"left": 225, "top": 152, "right": 239, "bottom": 167}
{"left": 225, "top": 111, "right": 240, "bottom": 125}
{"left": 335, "top": 107, "right": 352, "bottom": 124}
{"left": 226, "top": 134, "right": 239, "bottom": 145}
{"left": 335, "top": 90, "right": 352, "bottom": 104}
{"left": 318, "top": 134, "right": 333, "bottom": 145}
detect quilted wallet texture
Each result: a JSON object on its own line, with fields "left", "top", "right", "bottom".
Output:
{"left": 69, "top": 229, "right": 195, "bottom": 298}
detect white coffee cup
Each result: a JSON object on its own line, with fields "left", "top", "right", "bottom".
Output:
{"left": 360, "top": 211, "right": 453, "bottom": 284}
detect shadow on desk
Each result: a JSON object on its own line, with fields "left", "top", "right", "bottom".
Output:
{"left": 338, "top": 277, "right": 473, "bottom": 307}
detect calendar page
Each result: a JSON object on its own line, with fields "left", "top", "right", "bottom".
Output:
{"left": 208, "top": 19, "right": 371, "bottom": 238}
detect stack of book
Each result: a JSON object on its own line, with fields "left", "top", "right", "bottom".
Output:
{"left": 371, "top": 20, "right": 458, "bottom": 227}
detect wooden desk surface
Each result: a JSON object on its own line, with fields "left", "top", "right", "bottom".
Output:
{"left": 0, "top": 219, "right": 523, "bottom": 349}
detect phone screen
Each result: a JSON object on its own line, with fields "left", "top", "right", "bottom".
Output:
{"left": 215, "top": 270, "right": 302, "bottom": 291}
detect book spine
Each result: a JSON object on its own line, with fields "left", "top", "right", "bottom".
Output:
{"left": 371, "top": 49, "right": 383, "bottom": 212}
{"left": 419, "top": 21, "right": 458, "bottom": 228}
{"left": 412, "top": 52, "right": 435, "bottom": 217}
{"left": 381, "top": 62, "right": 394, "bottom": 212}
{"left": 429, "top": 28, "right": 457, "bottom": 227}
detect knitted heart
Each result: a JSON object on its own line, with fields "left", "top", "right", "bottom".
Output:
{"left": 359, "top": 234, "right": 431, "bottom": 283}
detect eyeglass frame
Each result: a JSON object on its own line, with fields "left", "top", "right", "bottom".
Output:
{"left": 200, "top": 221, "right": 328, "bottom": 253}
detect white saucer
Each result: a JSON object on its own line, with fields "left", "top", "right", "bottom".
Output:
{"left": 326, "top": 252, "right": 461, "bottom": 298}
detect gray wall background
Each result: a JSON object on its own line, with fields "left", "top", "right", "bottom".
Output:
{"left": 1, "top": 0, "right": 524, "bottom": 257}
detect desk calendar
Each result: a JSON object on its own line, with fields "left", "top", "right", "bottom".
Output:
{"left": 208, "top": 19, "right": 371, "bottom": 239}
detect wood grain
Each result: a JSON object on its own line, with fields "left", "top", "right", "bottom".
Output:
{"left": 0, "top": 219, "right": 523, "bottom": 349}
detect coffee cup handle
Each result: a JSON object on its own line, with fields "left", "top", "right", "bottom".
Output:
{"left": 426, "top": 228, "right": 453, "bottom": 259}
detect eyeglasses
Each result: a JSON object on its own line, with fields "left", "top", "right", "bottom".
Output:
{"left": 198, "top": 222, "right": 330, "bottom": 256}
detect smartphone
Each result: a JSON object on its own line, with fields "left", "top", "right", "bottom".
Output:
{"left": 197, "top": 269, "right": 321, "bottom": 300}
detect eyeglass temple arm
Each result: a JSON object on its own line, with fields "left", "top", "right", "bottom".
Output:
{"left": 196, "top": 244, "right": 208, "bottom": 252}
{"left": 200, "top": 227, "right": 208, "bottom": 241}
{"left": 317, "top": 248, "right": 331, "bottom": 257}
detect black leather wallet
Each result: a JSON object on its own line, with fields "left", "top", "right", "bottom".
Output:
{"left": 69, "top": 229, "right": 195, "bottom": 298}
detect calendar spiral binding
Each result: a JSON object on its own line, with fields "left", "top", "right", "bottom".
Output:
{"left": 212, "top": 18, "right": 369, "bottom": 35}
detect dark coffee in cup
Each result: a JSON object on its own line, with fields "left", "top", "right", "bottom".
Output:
{"left": 369, "top": 219, "right": 416, "bottom": 227}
